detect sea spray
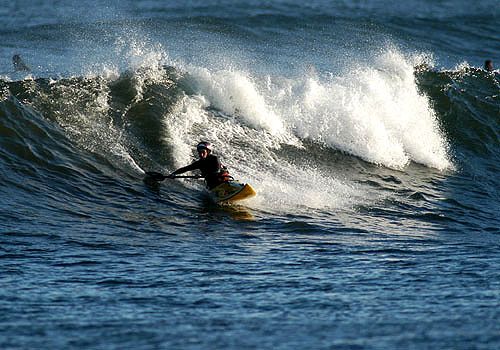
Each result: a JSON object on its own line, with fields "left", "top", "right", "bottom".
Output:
{"left": 3, "top": 48, "right": 452, "bottom": 211}
{"left": 177, "top": 48, "right": 451, "bottom": 171}
{"left": 161, "top": 79, "right": 368, "bottom": 211}
{"left": 269, "top": 49, "right": 453, "bottom": 170}
{"left": 160, "top": 49, "right": 453, "bottom": 210}
{"left": 185, "top": 67, "right": 286, "bottom": 136}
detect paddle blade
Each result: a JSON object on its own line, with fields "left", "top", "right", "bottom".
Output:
{"left": 145, "top": 171, "right": 167, "bottom": 181}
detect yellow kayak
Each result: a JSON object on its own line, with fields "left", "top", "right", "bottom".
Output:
{"left": 209, "top": 181, "right": 256, "bottom": 204}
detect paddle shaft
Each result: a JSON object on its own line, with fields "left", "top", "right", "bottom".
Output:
{"left": 170, "top": 175, "right": 204, "bottom": 179}
{"left": 145, "top": 171, "right": 203, "bottom": 181}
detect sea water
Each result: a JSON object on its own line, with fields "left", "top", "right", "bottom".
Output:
{"left": 1, "top": 1, "right": 499, "bottom": 349}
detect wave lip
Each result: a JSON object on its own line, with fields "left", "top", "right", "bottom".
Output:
{"left": 186, "top": 67, "right": 286, "bottom": 136}
{"left": 281, "top": 50, "right": 452, "bottom": 171}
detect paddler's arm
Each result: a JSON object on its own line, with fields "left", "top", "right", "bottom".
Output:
{"left": 168, "top": 161, "right": 200, "bottom": 178}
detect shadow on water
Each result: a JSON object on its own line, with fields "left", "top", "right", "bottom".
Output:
{"left": 200, "top": 197, "right": 256, "bottom": 222}
{"left": 143, "top": 175, "right": 162, "bottom": 194}
{"left": 142, "top": 175, "right": 255, "bottom": 221}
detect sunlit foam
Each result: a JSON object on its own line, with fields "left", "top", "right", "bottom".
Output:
{"left": 162, "top": 91, "right": 370, "bottom": 212}
{"left": 186, "top": 67, "right": 286, "bottom": 136}
{"left": 161, "top": 48, "right": 452, "bottom": 212}
{"left": 270, "top": 49, "right": 452, "bottom": 170}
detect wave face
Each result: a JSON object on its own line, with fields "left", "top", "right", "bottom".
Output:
{"left": 2, "top": 50, "right": 498, "bottom": 220}
{"left": 1, "top": 52, "right": 498, "bottom": 214}
{"left": 416, "top": 66, "right": 500, "bottom": 160}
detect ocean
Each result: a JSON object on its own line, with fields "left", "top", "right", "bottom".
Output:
{"left": 1, "top": 1, "right": 499, "bottom": 349}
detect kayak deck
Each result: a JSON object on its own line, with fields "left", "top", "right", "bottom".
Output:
{"left": 209, "top": 181, "right": 256, "bottom": 203}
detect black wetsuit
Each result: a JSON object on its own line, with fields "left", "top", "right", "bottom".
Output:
{"left": 172, "top": 154, "right": 223, "bottom": 189}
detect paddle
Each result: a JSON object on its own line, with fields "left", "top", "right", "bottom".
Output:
{"left": 145, "top": 171, "right": 204, "bottom": 181}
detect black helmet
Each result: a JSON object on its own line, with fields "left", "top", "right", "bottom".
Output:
{"left": 196, "top": 141, "right": 212, "bottom": 153}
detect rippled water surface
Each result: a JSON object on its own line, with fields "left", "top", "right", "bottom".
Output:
{"left": 1, "top": 0, "right": 499, "bottom": 349}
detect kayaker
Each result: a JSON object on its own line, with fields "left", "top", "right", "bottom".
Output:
{"left": 168, "top": 141, "right": 231, "bottom": 189}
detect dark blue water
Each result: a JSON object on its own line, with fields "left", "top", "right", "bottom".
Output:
{"left": 1, "top": 1, "right": 499, "bottom": 349}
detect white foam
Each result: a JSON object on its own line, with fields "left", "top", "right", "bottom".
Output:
{"left": 243, "top": 159, "right": 369, "bottom": 212}
{"left": 162, "top": 89, "right": 366, "bottom": 212}
{"left": 269, "top": 49, "right": 452, "bottom": 171}
{"left": 185, "top": 67, "right": 286, "bottom": 136}
{"left": 175, "top": 48, "right": 451, "bottom": 172}
{"left": 159, "top": 48, "right": 453, "bottom": 212}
